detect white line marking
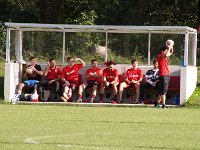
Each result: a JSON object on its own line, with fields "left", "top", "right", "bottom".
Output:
{"left": 57, "top": 144, "right": 115, "bottom": 150}
{"left": 24, "top": 138, "right": 40, "bottom": 144}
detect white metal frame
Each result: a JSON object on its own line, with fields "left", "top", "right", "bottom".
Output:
{"left": 5, "top": 22, "right": 197, "bottom": 66}
{"left": 4, "top": 22, "right": 198, "bottom": 104}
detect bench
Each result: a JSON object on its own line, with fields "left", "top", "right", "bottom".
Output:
{"left": 22, "top": 63, "right": 181, "bottom": 103}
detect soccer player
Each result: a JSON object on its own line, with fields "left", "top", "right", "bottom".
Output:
{"left": 119, "top": 59, "right": 143, "bottom": 104}
{"left": 38, "top": 58, "right": 61, "bottom": 101}
{"left": 140, "top": 60, "right": 159, "bottom": 103}
{"left": 99, "top": 60, "right": 119, "bottom": 103}
{"left": 60, "top": 57, "right": 86, "bottom": 102}
{"left": 155, "top": 44, "right": 173, "bottom": 108}
{"left": 76, "top": 59, "right": 102, "bottom": 103}
{"left": 12, "top": 56, "right": 43, "bottom": 103}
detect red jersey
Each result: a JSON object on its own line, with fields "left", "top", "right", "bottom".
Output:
{"left": 85, "top": 67, "right": 102, "bottom": 83}
{"left": 103, "top": 68, "right": 118, "bottom": 82}
{"left": 126, "top": 68, "right": 143, "bottom": 82}
{"left": 61, "top": 64, "right": 83, "bottom": 84}
{"left": 45, "top": 67, "right": 61, "bottom": 80}
{"left": 157, "top": 53, "right": 170, "bottom": 76}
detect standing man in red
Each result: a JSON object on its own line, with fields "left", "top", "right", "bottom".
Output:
{"left": 119, "top": 59, "right": 143, "bottom": 104}
{"left": 99, "top": 60, "right": 119, "bottom": 103}
{"left": 61, "top": 57, "right": 86, "bottom": 102}
{"left": 155, "top": 41, "right": 174, "bottom": 108}
{"left": 76, "top": 59, "right": 102, "bottom": 103}
{"left": 38, "top": 58, "right": 61, "bottom": 101}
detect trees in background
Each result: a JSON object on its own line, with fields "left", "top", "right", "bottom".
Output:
{"left": 0, "top": 0, "right": 198, "bottom": 62}
{"left": 0, "top": 0, "right": 197, "bottom": 26}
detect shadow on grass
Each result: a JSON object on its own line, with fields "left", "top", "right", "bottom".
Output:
{"left": 0, "top": 76, "right": 4, "bottom": 100}
{"left": 67, "top": 119, "right": 200, "bottom": 125}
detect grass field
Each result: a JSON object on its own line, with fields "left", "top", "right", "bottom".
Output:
{"left": 0, "top": 63, "right": 200, "bottom": 149}
{"left": 1, "top": 105, "right": 200, "bottom": 150}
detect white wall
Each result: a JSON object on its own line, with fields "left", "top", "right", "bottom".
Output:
{"left": 180, "top": 66, "right": 197, "bottom": 104}
{"left": 4, "top": 63, "right": 20, "bottom": 101}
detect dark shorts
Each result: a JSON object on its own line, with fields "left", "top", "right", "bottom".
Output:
{"left": 158, "top": 76, "right": 170, "bottom": 95}
{"left": 86, "top": 80, "right": 99, "bottom": 87}
{"left": 126, "top": 83, "right": 137, "bottom": 88}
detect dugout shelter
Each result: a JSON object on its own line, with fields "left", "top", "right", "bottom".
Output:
{"left": 4, "top": 22, "right": 197, "bottom": 105}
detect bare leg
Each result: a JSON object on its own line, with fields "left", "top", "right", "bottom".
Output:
{"left": 77, "top": 84, "right": 85, "bottom": 102}
{"left": 92, "top": 85, "right": 98, "bottom": 96}
{"left": 33, "top": 84, "right": 38, "bottom": 94}
{"left": 17, "top": 83, "right": 25, "bottom": 94}
{"left": 119, "top": 82, "right": 126, "bottom": 101}
{"left": 100, "top": 82, "right": 105, "bottom": 95}
{"left": 135, "top": 83, "right": 140, "bottom": 103}
{"left": 63, "top": 86, "right": 70, "bottom": 101}
{"left": 78, "top": 84, "right": 85, "bottom": 96}
{"left": 157, "top": 95, "right": 161, "bottom": 104}
{"left": 90, "top": 85, "right": 98, "bottom": 102}
{"left": 99, "top": 82, "right": 106, "bottom": 102}
{"left": 112, "top": 82, "right": 119, "bottom": 96}
{"left": 160, "top": 94, "right": 166, "bottom": 105}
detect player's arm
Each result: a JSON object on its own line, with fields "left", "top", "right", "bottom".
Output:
{"left": 75, "top": 58, "right": 86, "bottom": 66}
{"left": 110, "top": 71, "right": 118, "bottom": 84}
{"left": 43, "top": 62, "right": 50, "bottom": 76}
{"left": 138, "top": 71, "right": 143, "bottom": 82}
{"left": 165, "top": 48, "right": 173, "bottom": 57}
{"left": 85, "top": 69, "right": 91, "bottom": 79}
{"left": 52, "top": 69, "right": 61, "bottom": 82}
{"left": 144, "top": 71, "right": 150, "bottom": 82}
{"left": 102, "top": 76, "right": 107, "bottom": 82}
{"left": 23, "top": 70, "right": 28, "bottom": 80}
{"left": 110, "top": 76, "right": 118, "bottom": 84}
{"left": 93, "top": 69, "right": 102, "bottom": 78}
{"left": 61, "top": 77, "right": 70, "bottom": 86}
{"left": 60, "top": 69, "right": 69, "bottom": 85}
{"left": 125, "top": 71, "right": 131, "bottom": 84}
{"left": 31, "top": 66, "right": 43, "bottom": 76}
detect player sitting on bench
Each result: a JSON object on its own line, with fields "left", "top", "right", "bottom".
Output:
{"left": 12, "top": 56, "right": 43, "bottom": 104}
{"left": 38, "top": 58, "right": 61, "bottom": 101}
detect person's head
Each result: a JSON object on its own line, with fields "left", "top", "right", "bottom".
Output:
{"left": 106, "top": 60, "right": 116, "bottom": 70}
{"left": 49, "top": 58, "right": 56, "bottom": 68}
{"left": 67, "top": 57, "right": 75, "bottom": 66}
{"left": 29, "top": 56, "right": 36, "bottom": 66}
{"left": 153, "top": 60, "right": 158, "bottom": 69}
{"left": 160, "top": 46, "right": 168, "bottom": 54}
{"left": 131, "top": 59, "right": 138, "bottom": 69}
{"left": 91, "top": 59, "right": 98, "bottom": 68}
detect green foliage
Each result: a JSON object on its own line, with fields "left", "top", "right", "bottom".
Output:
{"left": 0, "top": 22, "right": 6, "bottom": 60}
{"left": 0, "top": 0, "right": 199, "bottom": 61}
{"left": 74, "top": 10, "right": 97, "bottom": 25}
{"left": 144, "top": 0, "right": 198, "bottom": 27}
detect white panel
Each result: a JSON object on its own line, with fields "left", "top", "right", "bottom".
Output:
{"left": 180, "top": 67, "right": 197, "bottom": 104}
{"left": 4, "top": 63, "right": 20, "bottom": 101}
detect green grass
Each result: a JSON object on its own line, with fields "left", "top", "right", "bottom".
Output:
{"left": 0, "top": 63, "right": 200, "bottom": 149}
{"left": 183, "top": 68, "right": 200, "bottom": 108}
{"left": 0, "top": 105, "right": 200, "bottom": 150}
